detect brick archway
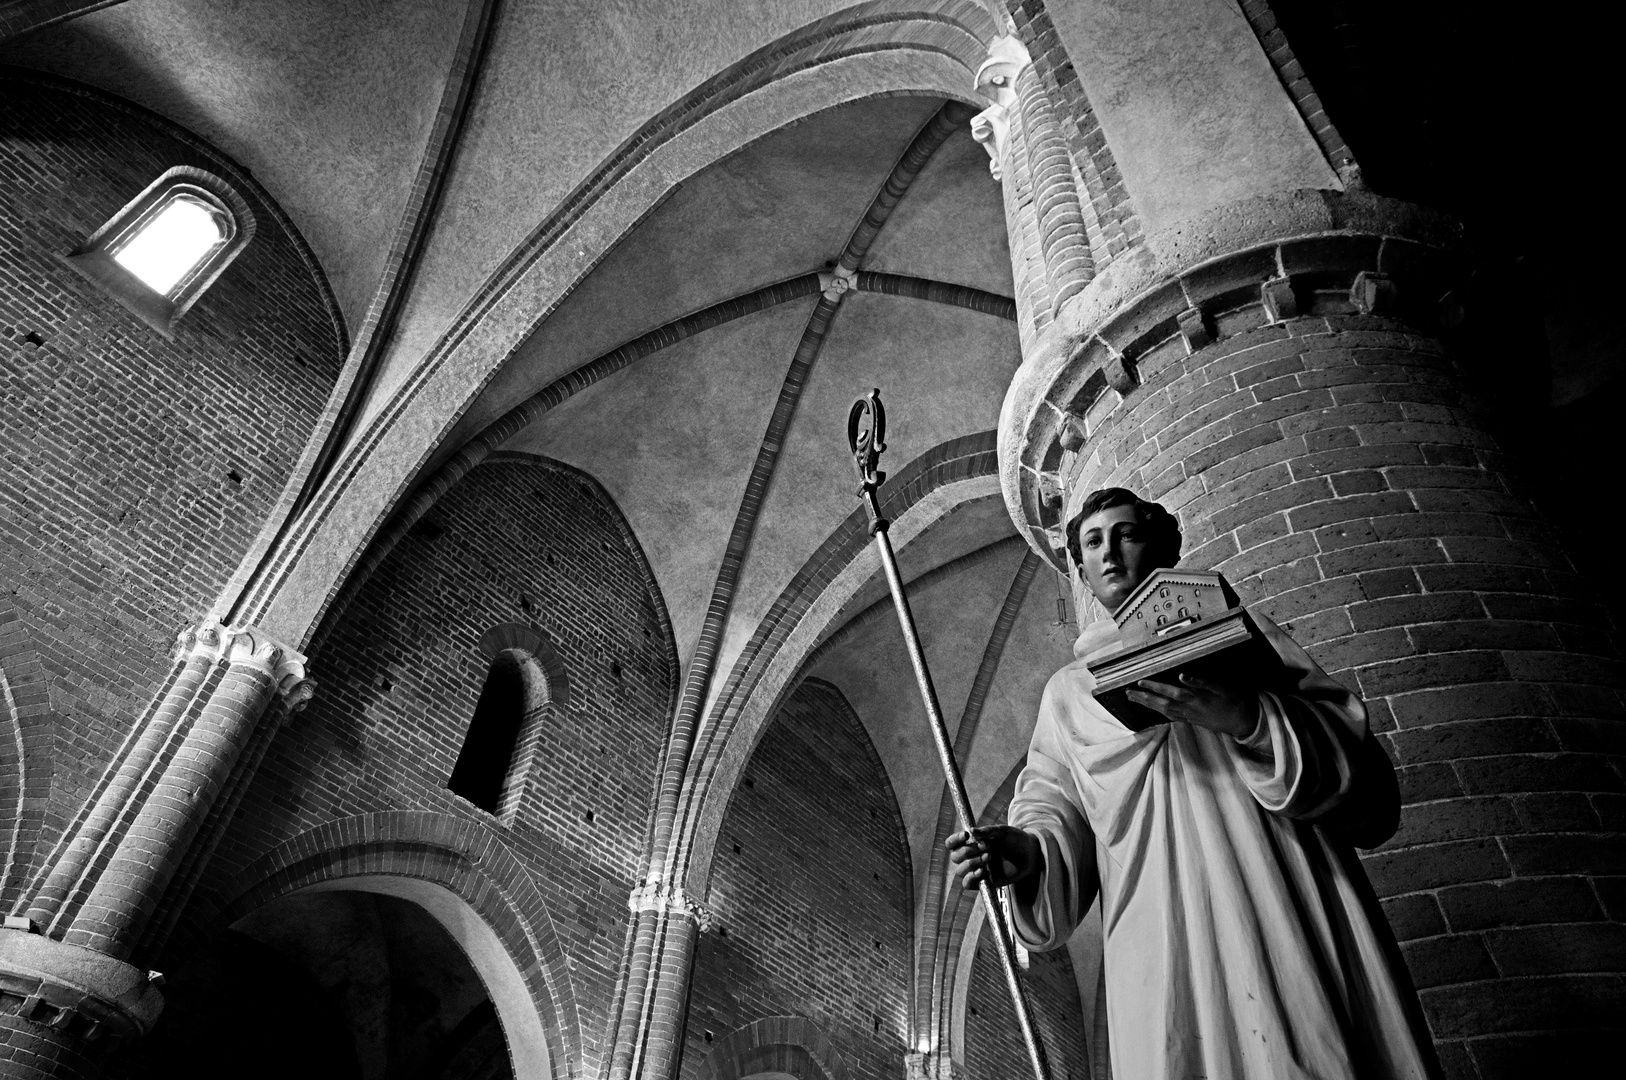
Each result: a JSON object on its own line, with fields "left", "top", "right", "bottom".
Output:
{"left": 697, "top": 1016, "right": 852, "bottom": 1080}
{"left": 218, "top": 811, "right": 581, "bottom": 1080}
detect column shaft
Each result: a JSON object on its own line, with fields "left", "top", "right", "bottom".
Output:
{"left": 0, "top": 621, "right": 309, "bottom": 1080}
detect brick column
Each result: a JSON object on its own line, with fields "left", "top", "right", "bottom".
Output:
{"left": 998, "top": 213, "right": 1626, "bottom": 1073}
{"left": 0, "top": 621, "right": 311, "bottom": 1080}
{"left": 609, "top": 884, "right": 711, "bottom": 1080}
{"left": 971, "top": 31, "right": 1094, "bottom": 356}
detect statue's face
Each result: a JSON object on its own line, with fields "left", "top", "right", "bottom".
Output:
{"left": 1075, "top": 504, "right": 1156, "bottom": 613}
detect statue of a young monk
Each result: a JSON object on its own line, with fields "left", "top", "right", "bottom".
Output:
{"left": 947, "top": 487, "right": 1440, "bottom": 1080}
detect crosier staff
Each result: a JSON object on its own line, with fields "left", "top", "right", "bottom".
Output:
{"left": 846, "top": 389, "right": 1053, "bottom": 1080}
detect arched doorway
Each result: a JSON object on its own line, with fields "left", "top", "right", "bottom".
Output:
{"left": 153, "top": 880, "right": 531, "bottom": 1080}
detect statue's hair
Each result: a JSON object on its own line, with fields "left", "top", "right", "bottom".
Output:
{"left": 1065, "top": 487, "right": 1183, "bottom": 570}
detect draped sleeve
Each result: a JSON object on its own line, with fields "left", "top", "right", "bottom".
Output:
{"left": 1227, "top": 612, "right": 1400, "bottom": 843}
{"left": 1005, "top": 670, "right": 1101, "bottom": 951}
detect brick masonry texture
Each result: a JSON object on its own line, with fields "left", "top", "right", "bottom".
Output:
{"left": 964, "top": 935, "right": 1089, "bottom": 1080}
{"left": 1060, "top": 311, "right": 1626, "bottom": 1076}
{"left": 0, "top": 77, "right": 344, "bottom": 911}
{"left": 682, "top": 679, "right": 912, "bottom": 1080}
{"left": 1005, "top": 0, "right": 1142, "bottom": 263}
{"left": 119, "top": 458, "right": 678, "bottom": 1078}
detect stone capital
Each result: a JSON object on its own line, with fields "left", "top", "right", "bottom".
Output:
{"left": 0, "top": 929, "right": 163, "bottom": 1041}
{"left": 905, "top": 1050, "right": 964, "bottom": 1080}
{"left": 628, "top": 881, "right": 717, "bottom": 933}
{"left": 175, "top": 618, "right": 312, "bottom": 706}
{"left": 973, "top": 33, "right": 1029, "bottom": 111}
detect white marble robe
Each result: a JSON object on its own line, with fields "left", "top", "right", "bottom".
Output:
{"left": 1007, "top": 613, "right": 1438, "bottom": 1080}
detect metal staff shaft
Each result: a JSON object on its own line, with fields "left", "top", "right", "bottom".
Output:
{"left": 847, "top": 389, "right": 1052, "bottom": 1080}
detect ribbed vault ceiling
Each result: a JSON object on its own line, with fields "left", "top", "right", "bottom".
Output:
{"left": 2, "top": 0, "right": 1072, "bottom": 912}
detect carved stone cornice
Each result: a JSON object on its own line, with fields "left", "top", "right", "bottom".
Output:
{"left": 996, "top": 188, "right": 1465, "bottom": 570}
{"left": 628, "top": 880, "right": 717, "bottom": 933}
{"left": 0, "top": 930, "right": 163, "bottom": 1041}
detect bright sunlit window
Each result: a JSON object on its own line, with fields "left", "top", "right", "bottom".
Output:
{"left": 67, "top": 167, "right": 253, "bottom": 334}
{"left": 112, "top": 195, "right": 226, "bottom": 295}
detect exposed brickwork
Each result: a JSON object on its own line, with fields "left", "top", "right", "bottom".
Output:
{"left": 1061, "top": 311, "right": 1626, "bottom": 1074}
{"left": 1236, "top": 0, "right": 1356, "bottom": 176}
{"left": 120, "top": 457, "right": 677, "bottom": 1077}
{"left": 0, "top": 1014, "right": 103, "bottom": 1080}
{"left": 683, "top": 679, "right": 912, "bottom": 1080}
{"left": 697, "top": 1016, "right": 851, "bottom": 1080}
{"left": 0, "top": 74, "right": 345, "bottom": 903}
{"left": 963, "top": 932, "right": 1089, "bottom": 1080}
{"left": 1004, "top": 1, "right": 1143, "bottom": 263}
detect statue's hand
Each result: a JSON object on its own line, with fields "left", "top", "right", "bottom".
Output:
{"left": 1127, "top": 673, "right": 1259, "bottom": 738}
{"left": 945, "top": 825, "right": 1042, "bottom": 893}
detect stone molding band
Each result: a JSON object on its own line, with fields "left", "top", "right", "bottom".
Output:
{"left": 998, "top": 196, "right": 1465, "bottom": 568}
{"left": 0, "top": 931, "right": 163, "bottom": 1042}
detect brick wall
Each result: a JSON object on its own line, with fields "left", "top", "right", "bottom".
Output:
{"left": 1003, "top": 1, "right": 1141, "bottom": 263}
{"left": 683, "top": 678, "right": 912, "bottom": 1080}
{"left": 963, "top": 935, "right": 1089, "bottom": 1080}
{"left": 1061, "top": 311, "right": 1626, "bottom": 1077}
{"left": 0, "top": 74, "right": 345, "bottom": 902}
{"left": 122, "top": 456, "right": 678, "bottom": 1076}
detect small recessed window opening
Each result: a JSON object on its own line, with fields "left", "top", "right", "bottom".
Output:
{"left": 449, "top": 630, "right": 569, "bottom": 824}
{"left": 113, "top": 192, "right": 229, "bottom": 293}
{"left": 449, "top": 651, "right": 533, "bottom": 814}
{"left": 65, "top": 166, "right": 254, "bottom": 337}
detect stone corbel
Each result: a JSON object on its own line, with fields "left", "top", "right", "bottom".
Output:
{"left": 970, "top": 33, "right": 1028, "bottom": 182}
{"left": 628, "top": 881, "right": 717, "bottom": 934}
{"left": 1177, "top": 307, "right": 1214, "bottom": 352}
{"left": 969, "top": 105, "right": 1009, "bottom": 181}
{"left": 974, "top": 33, "right": 1028, "bottom": 111}
{"left": 1260, "top": 277, "right": 1298, "bottom": 322}
{"left": 1350, "top": 271, "right": 1397, "bottom": 315}
{"left": 1038, "top": 472, "right": 1065, "bottom": 510}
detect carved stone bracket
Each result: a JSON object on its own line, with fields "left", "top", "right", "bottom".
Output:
{"left": 970, "top": 33, "right": 1026, "bottom": 182}
{"left": 628, "top": 881, "right": 717, "bottom": 934}
{"left": 968, "top": 105, "right": 1008, "bottom": 181}
{"left": 0, "top": 930, "right": 163, "bottom": 1042}
{"left": 1260, "top": 276, "right": 1298, "bottom": 322}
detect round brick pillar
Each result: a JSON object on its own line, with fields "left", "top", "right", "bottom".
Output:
{"left": 1, "top": 622, "right": 312, "bottom": 1080}
{"left": 999, "top": 205, "right": 1626, "bottom": 1077}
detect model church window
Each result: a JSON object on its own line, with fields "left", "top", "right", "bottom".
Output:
{"left": 65, "top": 166, "right": 254, "bottom": 336}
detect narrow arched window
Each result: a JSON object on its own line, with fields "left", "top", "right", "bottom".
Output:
{"left": 450, "top": 627, "right": 569, "bottom": 821}
{"left": 66, "top": 166, "right": 254, "bottom": 336}
{"left": 448, "top": 650, "right": 533, "bottom": 814}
